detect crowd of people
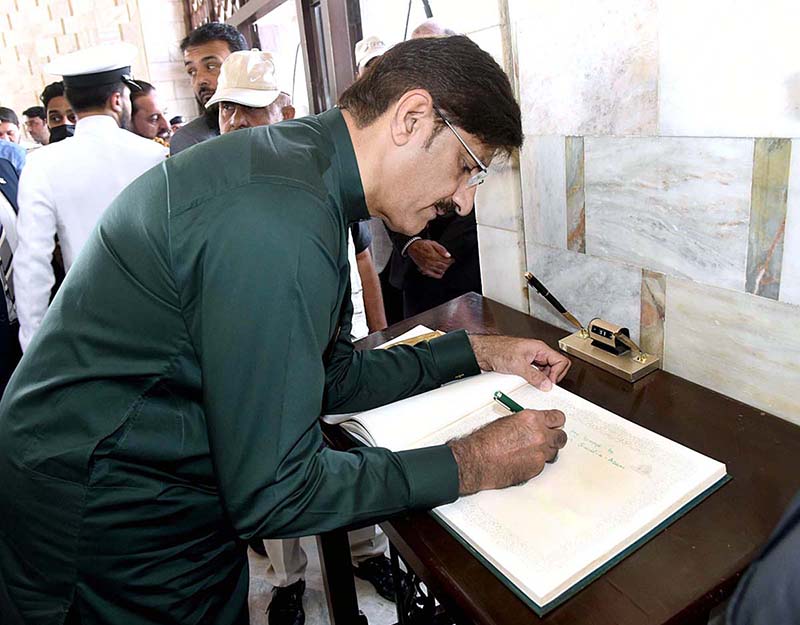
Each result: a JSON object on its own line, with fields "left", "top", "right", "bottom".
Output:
{"left": 0, "top": 16, "right": 788, "bottom": 625}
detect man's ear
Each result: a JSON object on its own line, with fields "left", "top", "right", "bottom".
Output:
{"left": 108, "top": 90, "right": 124, "bottom": 114}
{"left": 389, "top": 89, "right": 434, "bottom": 147}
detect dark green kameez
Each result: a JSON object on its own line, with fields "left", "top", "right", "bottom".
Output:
{"left": 0, "top": 109, "right": 479, "bottom": 624}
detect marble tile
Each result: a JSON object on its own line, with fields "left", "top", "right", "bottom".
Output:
{"left": 478, "top": 225, "right": 529, "bottom": 313}
{"left": 475, "top": 154, "right": 521, "bottom": 232}
{"left": 659, "top": 0, "right": 800, "bottom": 137}
{"left": 779, "top": 139, "right": 800, "bottom": 305}
{"left": 640, "top": 270, "right": 666, "bottom": 357}
{"left": 511, "top": 0, "right": 658, "bottom": 136}
{"left": 520, "top": 136, "right": 567, "bottom": 249}
{"left": 248, "top": 537, "right": 396, "bottom": 625}
{"left": 664, "top": 277, "right": 800, "bottom": 427}
{"left": 565, "top": 137, "right": 586, "bottom": 253}
{"left": 585, "top": 137, "right": 754, "bottom": 291}
{"left": 525, "top": 244, "right": 642, "bottom": 343}
{"left": 746, "top": 139, "right": 791, "bottom": 299}
{"left": 358, "top": 0, "right": 500, "bottom": 44}
{"left": 466, "top": 25, "right": 506, "bottom": 72}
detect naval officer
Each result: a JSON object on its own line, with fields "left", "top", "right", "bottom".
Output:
{"left": 0, "top": 36, "right": 570, "bottom": 624}
{"left": 13, "top": 43, "right": 167, "bottom": 352}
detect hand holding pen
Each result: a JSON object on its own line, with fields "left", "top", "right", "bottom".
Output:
{"left": 493, "top": 391, "right": 566, "bottom": 464}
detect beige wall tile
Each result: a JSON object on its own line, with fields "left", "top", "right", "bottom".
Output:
{"left": 520, "top": 135, "right": 567, "bottom": 249}
{"left": 779, "top": 139, "right": 800, "bottom": 305}
{"left": 640, "top": 269, "right": 666, "bottom": 357}
{"left": 526, "top": 243, "right": 642, "bottom": 342}
{"left": 746, "top": 139, "right": 791, "bottom": 299}
{"left": 475, "top": 155, "right": 521, "bottom": 232}
{"left": 478, "top": 224, "right": 529, "bottom": 313}
{"left": 664, "top": 277, "right": 800, "bottom": 426}
{"left": 511, "top": 0, "right": 658, "bottom": 136}
{"left": 659, "top": 0, "right": 800, "bottom": 137}
{"left": 585, "top": 137, "right": 754, "bottom": 291}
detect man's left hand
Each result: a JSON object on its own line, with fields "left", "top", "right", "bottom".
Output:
{"left": 468, "top": 334, "right": 571, "bottom": 391}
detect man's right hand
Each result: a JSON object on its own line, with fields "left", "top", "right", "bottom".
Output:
{"left": 407, "top": 239, "right": 455, "bottom": 279}
{"left": 447, "top": 409, "right": 567, "bottom": 495}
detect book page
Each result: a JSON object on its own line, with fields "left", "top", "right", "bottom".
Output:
{"left": 346, "top": 372, "right": 526, "bottom": 451}
{"left": 410, "top": 383, "right": 726, "bottom": 605}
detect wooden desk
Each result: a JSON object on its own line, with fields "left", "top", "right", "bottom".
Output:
{"left": 326, "top": 292, "right": 800, "bottom": 625}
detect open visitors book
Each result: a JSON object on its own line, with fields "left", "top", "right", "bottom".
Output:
{"left": 323, "top": 327, "right": 729, "bottom": 615}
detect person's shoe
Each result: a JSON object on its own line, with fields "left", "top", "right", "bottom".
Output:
{"left": 353, "top": 555, "right": 395, "bottom": 602}
{"left": 267, "top": 578, "right": 305, "bottom": 625}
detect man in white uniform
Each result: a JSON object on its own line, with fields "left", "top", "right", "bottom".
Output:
{"left": 14, "top": 43, "right": 167, "bottom": 351}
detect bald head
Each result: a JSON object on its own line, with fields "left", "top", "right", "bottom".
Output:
{"left": 411, "top": 19, "right": 457, "bottom": 39}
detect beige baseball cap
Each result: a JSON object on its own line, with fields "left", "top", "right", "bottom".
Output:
{"left": 206, "top": 49, "right": 281, "bottom": 109}
{"left": 354, "top": 36, "right": 387, "bottom": 73}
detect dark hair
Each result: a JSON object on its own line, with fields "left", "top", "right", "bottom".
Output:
{"left": 169, "top": 115, "right": 185, "bottom": 125}
{"left": 339, "top": 36, "right": 522, "bottom": 156}
{"left": 40, "top": 81, "right": 66, "bottom": 111}
{"left": 180, "top": 22, "right": 247, "bottom": 54}
{"left": 130, "top": 80, "right": 156, "bottom": 117}
{"left": 0, "top": 107, "right": 19, "bottom": 126}
{"left": 65, "top": 80, "right": 126, "bottom": 113}
{"left": 22, "top": 106, "right": 46, "bottom": 120}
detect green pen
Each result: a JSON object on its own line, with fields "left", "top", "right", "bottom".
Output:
{"left": 493, "top": 391, "right": 524, "bottom": 413}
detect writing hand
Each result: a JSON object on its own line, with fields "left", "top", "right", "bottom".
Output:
{"left": 448, "top": 408, "right": 567, "bottom": 495}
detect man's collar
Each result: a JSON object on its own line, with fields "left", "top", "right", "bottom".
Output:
{"left": 317, "top": 107, "right": 369, "bottom": 224}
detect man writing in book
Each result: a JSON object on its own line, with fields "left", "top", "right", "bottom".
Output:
{"left": 0, "top": 36, "right": 570, "bottom": 625}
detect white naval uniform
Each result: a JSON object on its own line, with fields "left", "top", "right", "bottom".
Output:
{"left": 14, "top": 115, "right": 167, "bottom": 351}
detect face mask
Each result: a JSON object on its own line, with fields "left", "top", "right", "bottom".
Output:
{"left": 49, "top": 124, "right": 75, "bottom": 143}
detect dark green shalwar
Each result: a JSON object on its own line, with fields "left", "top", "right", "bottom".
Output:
{"left": 0, "top": 108, "right": 480, "bottom": 624}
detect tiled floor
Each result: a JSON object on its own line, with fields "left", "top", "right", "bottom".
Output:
{"left": 248, "top": 537, "right": 397, "bottom": 625}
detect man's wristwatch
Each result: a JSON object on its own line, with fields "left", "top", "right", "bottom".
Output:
{"left": 401, "top": 236, "right": 422, "bottom": 257}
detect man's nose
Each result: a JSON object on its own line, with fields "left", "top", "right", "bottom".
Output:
{"left": 452, "top": 183, "right": 478, "bottom": 216}
{"left": 232, "top": 110, "right": 249, "bottom": 129}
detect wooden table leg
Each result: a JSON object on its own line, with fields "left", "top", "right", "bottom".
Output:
{"left": 317, "top": 530, "right": 368, "bottom": 625}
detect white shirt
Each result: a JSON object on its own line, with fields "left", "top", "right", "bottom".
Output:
{"left": 0, "top": 191, "right": 16, "bottom": 252}
{"left": 15, "top": 115, "right": 167, "bottom": 351}
{"left": 347, "top": 232, "right": 369, "bottom": 340}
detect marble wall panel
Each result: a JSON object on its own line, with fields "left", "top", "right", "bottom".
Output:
{"left": 465, "top": 25, "right": 505, "bottom": 71}
{"left": 525, "top": 243, "right": 642, "bottom": 342}
{"left": 746, "top": 139, "right": 791, "bottom": 299}
{"left": 511, "top": 0, "right": 658, "bottom": 136}
{"left": 475, "top": 155, "right": 521, "bottom": 231}
{"left": 640, "top": 270, "right": 666, "bottom": 357}
{"left": 779, "top": 139, "right": 800, "bottom": 305}
{"left": 478, "top": 225, "right": 529, "bottom": 313}
{"left": 565, "top": 137, "right": 586, "bottom": 253}
{"left": 520, "top": 136, "right": 567, "bottom": 249}
{"left": 659, "top": 0, "right": 800, "bottom": 138}
{"left": 664, "top": 277, "right": 800, "bottom": 426}
{"left": 585, "top": 137, "right": 754, "bottom": 291}
{"left": 358, "top": 0, "right": 500, "bottom": 45}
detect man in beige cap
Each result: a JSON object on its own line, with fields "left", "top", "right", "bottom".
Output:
{"left": 354, "top": 35, "right": 388, "bottom": 76}
{"left": 206, "top": 49, "right": 295, "bottom": 134}
{"left": 208, "top": 49, "right": 390, "bottom": 625}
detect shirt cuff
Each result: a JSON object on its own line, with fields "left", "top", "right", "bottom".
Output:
{"left": 428, "top": 329, "right": 480, "bottom": 383}
{"left": 396, "top": 444, "right": 460, "bottom": 509}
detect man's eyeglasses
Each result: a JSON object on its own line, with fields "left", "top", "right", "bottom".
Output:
{"left": 434, "top": 107, "right": 488, "bottom": 188}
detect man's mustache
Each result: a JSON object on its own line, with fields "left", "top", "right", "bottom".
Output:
{"left": 434, "top": 200, "right": 458, "bottom": 216}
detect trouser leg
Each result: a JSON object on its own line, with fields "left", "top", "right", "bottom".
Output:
{"left": 263, "top": 538, "right": 308, "bottom": 587}
{"left": 349, "top": 525, "right": 389, "bottom": 565}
